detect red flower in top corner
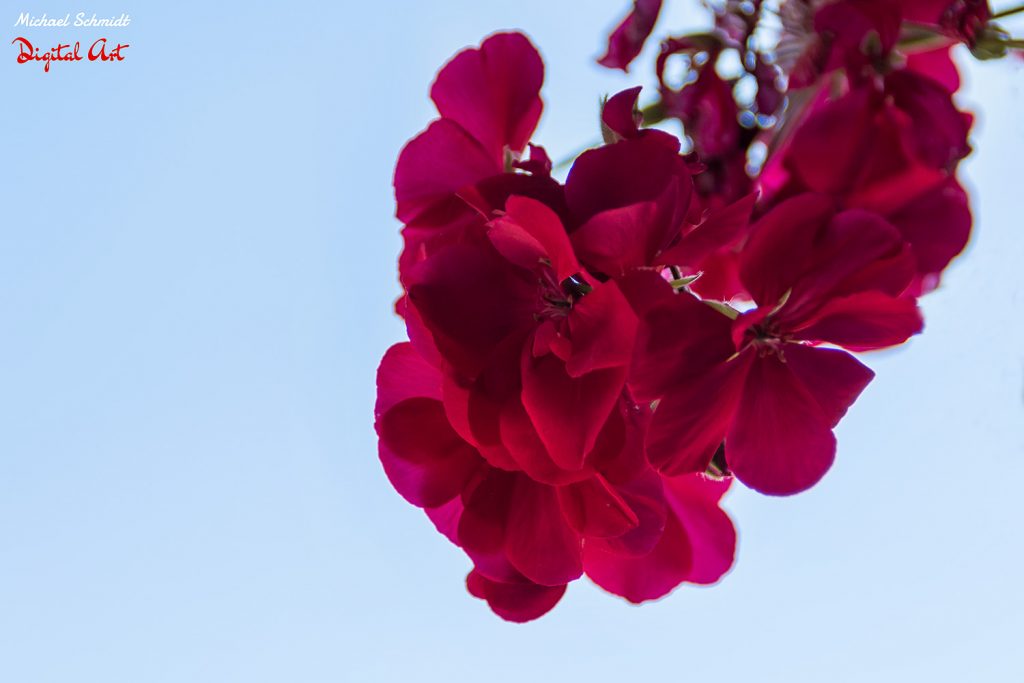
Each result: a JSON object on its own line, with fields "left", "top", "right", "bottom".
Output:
{"left": 904, "top": 0, "right": 993, "bottom": 47}
{"left": 761, "top": 76, "right": 972, "bottom": 294}
{"left": 564, "top": 87, "right": 702, "bottom": 278}
{"left": 598, "top": 0, "right": 664, "bottom": 71}
{"left": 393, "top": 32, "right": 562, "bottom": 277}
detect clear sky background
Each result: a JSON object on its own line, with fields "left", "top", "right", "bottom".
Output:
{"left": 2, "top": 1, "right": 1022, "bottom": 681}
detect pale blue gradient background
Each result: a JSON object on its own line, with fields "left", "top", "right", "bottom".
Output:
{"left": 2, "top": 1, "right": 1022, "bottom": 681}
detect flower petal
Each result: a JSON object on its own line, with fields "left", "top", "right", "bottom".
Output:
{"left": 425, "top": 496, "right": 464, "bottom": 546}
{"left": 597, "top": 0, "right": 663, "bottom": 71}
{"left": 630, "top": 289, "right": 736, "bottom": 401}
{"left": 602, "top": 86, "right": 643, "bottom": 139}
{"left": 375, "top": 342, "right": 442, "bottom": 416}
{"left": 521, "top": 347, "right": 626, "bottom": 471}
{"left": 378, "top": 398, "right": 482, "bottom": 508}
{"left": 783, "top": 87, "right": 874, "bottom": 195}
{"left": 499, "top": 398, "right": 591, "bottom": 485}
{"left": 490, "top": 196, "right": 580, "bottom": 281}
{"left": 646, "top": 352, "right": 752, "bottom": 476}
{"left": 906, "top": 47, "right": 960, "bottom": 93}
{"left": 583, "top": 475, "right": 734, "bottom": 602}
{"left": 441, "top": 344, "right": 523, "bottom": 472}
{"left": 565, "top": 136, "right": 685, "bottom": 229}
{"left": 407, "top": 240, "right": 535, "bottom": 378}
{"left": 566, "top": 281, "right": 638, "bottom": 377}
{"left": 779, "top": 209, "right": 912, "bottom": 325}
{"left": 584, "top": 511, "right": 692, "bottom": 603}
{"left": 887, "top": 69, "right": 971, "bottom": 171}
{"left": 457, "top": 469, "right": 520, "bottom": 583}
{"left": 886, "top": 178, "right": 971, "bottom": 289}
{"left": 592, "top": 467, "right": 668, "bottom": 557}
{"left": 572, "top": 202, "right": 673, "bottom": 276}
{"left": 557, "top": 475, "right": 639, "bottom": 538}
{"left": 394, "top": 119, "right": 495, "bottom": 227}
{"left": 782, "top": 344, "right": 874, "bottom": 429}
{"left": 726, "top": 353, "right": 836, "bottom": 495}
{"left": 505, "top": 478, "right": 583, "bottom": 586}
{"left": 431, "top": 32, "right": 544, "bottom": 164}
{"left": 739, "top": 193, "right": 836, "bottom": 307}
{"left": 466, "top": 570, "right": 566, "bottom": 623}
{"left": 659, "top": 191, "right": 756, "bottom": 268}
{"left": 664, "top": 474, "right": 736, "bottom": 584}
{"left": 795, "top": 291, "right": 924, "bottom": 351}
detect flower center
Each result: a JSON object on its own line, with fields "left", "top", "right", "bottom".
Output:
{"left": 740, "top": 316, "right": 795, "bottom": 358}
{"left": 537, "top": 270, "right": 591, "bottom": 320}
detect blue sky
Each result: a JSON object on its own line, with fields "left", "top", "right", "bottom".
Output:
{"left": 2, "top": 1, "right": 1023, "bottom": 681}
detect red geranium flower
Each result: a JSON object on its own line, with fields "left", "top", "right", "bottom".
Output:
{"left": 377, "top": 5, "right": 988, "bottom": 619}
{"left": 565, "top": 87, "right": 701, "bottom": 278}
{"left": 376, "top": 342, "right": 736, "bottom": 621}
{"left": 633, "top": 194, "right": 923, "bottom": 494}
{"left": 405, "top": 195, "right": 638, "bottom": 479}
{"left": 393, "top": 32, "right": 563, "bottom": 278}
{"left": 761, "top": 77, "right": 971, "bottom": 293}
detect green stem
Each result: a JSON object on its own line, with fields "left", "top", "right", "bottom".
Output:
{"left": 898, "top": 23, "right": 955, "bottom": 52}
{"left": 640, "top": 101, "right": 667, "bottom": 127}
{"left": 994, "top": 5, "right": 1024, "bottom": 20}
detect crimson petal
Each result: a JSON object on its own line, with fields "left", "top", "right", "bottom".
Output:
{"left": 597, "top": 0, "right": 664, "bottom": 71}
{"left": 394, "top": 119, "right": 495, "bottom": 227}
{"left": 466, "top": 570, "right": 566, "bottom": 623}
{"left": 407, "top": 241, "right": 535, "bottom": 378}
{"left": 584, "top": 511, "right": 692, "bottom": 603}
{"left": 375, "top": 342, "right": 442, "bottom": 415}
{"left": 646, "top": 352, "right": 752, "bottom": 476}
{"left": 726, "top": 353, "right": 836, "bottom": 496}
{"left": 784, "top": 88, "right": 874, "bottom": 195}
{"left": 521, "top": 346, "right": 626, "bottom": 471}
{"left": 426, "top": 497, "right": 464, "bottom": 546}
{"left": 664, "top": 474, "right": 736, "bottom": 585}
{"left": 739, "top": 193, "right": 836, "bottom": 307}
{"left": 602, "top": 86, "right": 643, "bottom": 139}
{"left": 782, "top": 344, "right": 874, "bottom": 429}
{"left": 378, "top": 398, "right": 482, "bottom": 508}
{"left": 499, "top": 398, "right": 591, "bottom": 486}
{"left": 490, "top": 196, "right": 580, "bottom": 281}
{"left": 887, "top": 178, "right": 971, "bottom": 288}
{"left": 557, "top": 475, "right": 639, "bottom": 538}
{"left": 565, "top": 136, "right": 685, "bottom": 228}
{"left": 566, "top": 281, "right": 637, "bottom": 377}
{"left": 795, "top": 291, "right": 924, "bottom": 351}
{"left": 779, "top": 209, "right": 911, "bottom": 325}
{"left": 887, "top": 69, "right": 971, "bottom": 171}
{"left": 571, "top": 196, "right": 679, "bottom": 276}
{"left": 457, "top": 470, "right": 520, "bottom": 583}
{"left": 659, "top": 191, "right": 756, "bottom": 268}
{"left": 505, "top": 478, "right": 583, "bottom": 586}
{"left": 593, "top": 467, "right": 668, "bottom": 557}
{"left": 431, "top": 32, "right": 544, "bottom": 165}
{"left": 630, "top": 289, "right": 736, "bottom": 401}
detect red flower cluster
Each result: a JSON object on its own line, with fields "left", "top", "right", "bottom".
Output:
{"left": 381, "top": 34, "right": 736, "bottom": 621}
{"left": 378, "top": 0, "right": 1009, "bottom": 622}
